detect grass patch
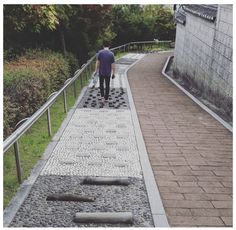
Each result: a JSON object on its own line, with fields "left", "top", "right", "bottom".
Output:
{"left": 144, "top": 43, "right": 171, "bottom": 51}
{"left": 128, "top": 42, "right": 171, "bottom": 52}
{"left": 115, "top": 51, "right": 128, "bottom": 60}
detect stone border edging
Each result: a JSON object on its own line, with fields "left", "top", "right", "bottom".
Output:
{"left": 124, "top": 56, "right": 170, "bottom": 227}
{"left": 162, "top": 55, "right": 232, "bottom": 133}
{"left": 3, "top": 87, "right": 88, "bottom": 227}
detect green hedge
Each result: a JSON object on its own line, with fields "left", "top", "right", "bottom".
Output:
{"left": 4, "top": 50, "right": 79, "bottom": 138}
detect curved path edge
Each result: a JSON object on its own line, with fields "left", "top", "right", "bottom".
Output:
{"left": 162, "top": 56, "right": 232, "bottom": 133}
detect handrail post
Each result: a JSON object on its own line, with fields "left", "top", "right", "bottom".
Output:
{"left": 89, "top": 62, "right": 92, "bottom": 76}
{"left": 73, "top": 81, "right": 77, "bottom": 98}
{"left": 63, "top": 90, "right": 67, "bottom": 113}
{"left": 13, "top": 141, "right": 22, "bottom": 184}
{"left": 80, "top": 74, "right": 83, "bottom": 89}
{"left": 47, "top": 107, "right": 52, "bottom": 136}
{"left": 85, "top": 68, "right": 88, "bottom": 81}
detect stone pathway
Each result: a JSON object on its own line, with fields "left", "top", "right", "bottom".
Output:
{"left": 7, "top": 51, "right": 231, "bottom": 228}
{"left": 127, "top": 52, "right": 233, "bottom": 227}
{"left": 9, "top": 53, "right": 157, "bottom": 227}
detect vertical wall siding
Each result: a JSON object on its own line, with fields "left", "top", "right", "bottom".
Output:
{"left": 173, "top": 5, "right": 232, "bottom": 113}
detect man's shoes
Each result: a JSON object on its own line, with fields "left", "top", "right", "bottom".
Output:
{"left": 104, "top": 98, "right": 108, "bottom": 103}
{"left": 99, "top": 97, "right": 105, "bottom": 103}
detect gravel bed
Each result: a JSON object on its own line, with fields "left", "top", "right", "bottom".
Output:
{"left": 10, "top": 175, "right": 154, "bottom": 227}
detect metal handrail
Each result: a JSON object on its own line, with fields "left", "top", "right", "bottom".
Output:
{"left": 4, "top": 65, "right": 83, "bottom": 152}
{"left": 3, "top": 40, "right": 172, "bottom": 182}
{"left": 4, "top": 40, "right": 172, "bottom": 152}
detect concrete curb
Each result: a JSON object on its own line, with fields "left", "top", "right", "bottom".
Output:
{"left": 162, "top": 55, "right": 232, "bottom": 133}
{"left": 124, "top": 56, "right": 170, "bottom": 227}
{"left": 3, "top": 86, "right": 88, "bottom": 227}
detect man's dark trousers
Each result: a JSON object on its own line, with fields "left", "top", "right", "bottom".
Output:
{"left": 99, "top": 75, "right": 111, "bottom": 100}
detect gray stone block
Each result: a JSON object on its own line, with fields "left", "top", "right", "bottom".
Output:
{"left": 74, "top": 212, "right": 133, "bottom": 224}
{"left": 46, "top": 194, "right": 95, "bottom": 202}
{"left": 114, "top": 163, "right": 128, "bottom": 168}
{"left": 82, "top": 177, "right": 129, "bottom": 186}
{"left": 102, "top": 153, "right": 116, "bottom": 159}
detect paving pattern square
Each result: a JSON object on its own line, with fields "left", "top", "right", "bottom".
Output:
{"left": 41, "top": 109, "right": 142, "bottom": 177}
{"left": 78, "top": 88, "right": 129, "bottom": 109}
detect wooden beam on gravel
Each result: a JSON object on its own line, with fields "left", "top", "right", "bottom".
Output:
{"left": 82, "top": 177, "right": 129, "bottom": 186}
{"left": 74, "top": 212, "right": 133, "bottom": 224}
{"left": 46, "top": 194, "right": 95, "bottom": 202}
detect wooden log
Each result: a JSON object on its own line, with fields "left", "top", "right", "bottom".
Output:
{"left": 82, "top": 177, "right": 129, "bottom": 186}
{"left": 46, "top": 194, "right": 95, "bottom": 202}
{"left": 74, "top": 212, "right": 133, "bottom": 224}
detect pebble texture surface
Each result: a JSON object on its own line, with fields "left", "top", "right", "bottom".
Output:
{"left": 9, "top": 53, "right": 153, "bottom": 227}
{"left": 41, "top": 108, "right": 142, "bottom": 177}
{"left": 10, "top": 176, "right": 153, "bottom": 227}
{"left": 41, "top": 54, "right": 145, "bottom": 178}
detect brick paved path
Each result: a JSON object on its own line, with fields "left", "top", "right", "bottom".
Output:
{"left": 127, "top": 52, "right": 233, "bottom": 227}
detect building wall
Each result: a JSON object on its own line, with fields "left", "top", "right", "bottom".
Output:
{"left": 212, "top": 5, "right": 233, "bottom": 97}
{"left": 173, "top": 5, "right": 232, "bottom": 115}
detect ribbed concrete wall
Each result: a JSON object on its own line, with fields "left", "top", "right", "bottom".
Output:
{"left": 173, "top": 5, "right": 232, "bottom": 118}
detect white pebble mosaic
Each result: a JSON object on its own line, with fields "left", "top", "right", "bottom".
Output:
{"left": 41, "top": 54, "right": 145, "bottom": 178}
{"left": 41, "top": 109, "right": 142, "bottom": 177}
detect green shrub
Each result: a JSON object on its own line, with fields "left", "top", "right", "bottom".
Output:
{"left": 4, "top": 68, "right": 50, "bottom": 138}
{"left": 4, "top": 48, "right": 18, "bottom": 61}
{"left": 3, "top": 96, "right": 17, "bottom": 138}
{"left": 24, "top": 49, "right": 71, "bottom": 91}
{"left": 65, "top": 52, "right": 80, "bottom": 76}
{"left": 3, "top": 49, "right": 79, "bottom": 138}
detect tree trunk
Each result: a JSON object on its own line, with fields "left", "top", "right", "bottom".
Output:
{"left": 59, "top": 26, "right": 67, "bottom": 56}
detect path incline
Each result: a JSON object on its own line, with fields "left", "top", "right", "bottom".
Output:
{"left": 8, "top": 53, "right": 160, "bottom": 227}
{"left": 127, "top": 52, "right": 232, "bottom": 227}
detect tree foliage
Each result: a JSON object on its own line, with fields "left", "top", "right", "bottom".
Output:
{"left": 3, "top": 4, "right": 176, "bottom": 137}
{"left": 112, "top": 5, "right": 175, "bottom": 45}
{"left": 4, "top": 4, "right": 175, "bottom": 62}
{"left": 4, "top": 5, "right": 59, "bottom": 33}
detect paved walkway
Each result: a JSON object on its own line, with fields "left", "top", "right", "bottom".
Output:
{"left": 127, "top": 52, "right": 233, "bottom": 227}
{"left": 5, "top": 52, "right": 232, "bottom": 228}
{"left": 7, "top": 53, "right": 167, "bottom": 227}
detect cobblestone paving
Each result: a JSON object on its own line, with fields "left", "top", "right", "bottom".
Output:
{"left": 128, "top": 52, "right": 233, "bottom": 227}
{"left": 41, "top": 109, "right": 141, "bottom": 177}
{"left": 9, "top": 53, "right": 154, "bottom": 227}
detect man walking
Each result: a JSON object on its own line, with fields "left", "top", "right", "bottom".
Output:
{"left": 94, "top": 42, "right": 115, "bottom": 103}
